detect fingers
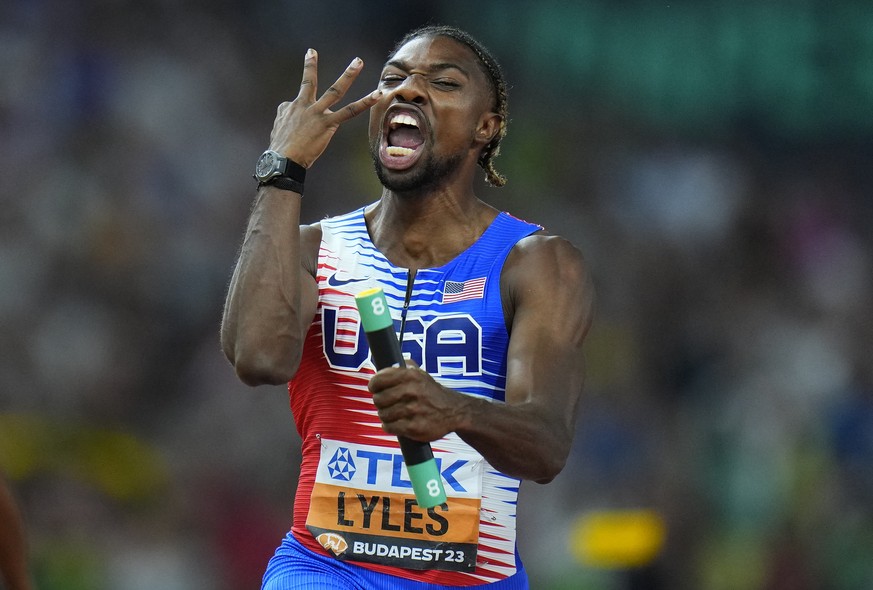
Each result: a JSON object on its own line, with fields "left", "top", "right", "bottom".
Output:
{"left": 274, "top": 51, "right": 380, "bottom": 166}
{"left": 313, "top": 56, "right": 364, "bottom": 108}
{"left": 369, "top": 364, "right": 423, "bottom": 393}
{"left": 298, "top": 48, "right": 318, "bottom": 102}
{"left": 297, "top": 51, "right": 381, "bottom": 121}
{"left": 337, "top": 88, "right": 382, "bottom": 122}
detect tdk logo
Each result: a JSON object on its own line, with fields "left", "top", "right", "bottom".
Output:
{"left": 328, "top": 448, "right": 357, "bottom": 481}
{"left": 327, "top": 447, "right": 469, "bottom": 493}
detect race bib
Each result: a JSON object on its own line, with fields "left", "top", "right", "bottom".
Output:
{"left": 306, "top": 438, "right": 483, "bottom": 571}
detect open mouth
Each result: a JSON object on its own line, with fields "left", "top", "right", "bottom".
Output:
{"left": 380, "top": 107, "right": 426, "bottom": 169}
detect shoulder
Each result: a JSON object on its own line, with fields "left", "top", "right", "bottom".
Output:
{"left": 500, "top": 232, "right": 593, "bottom": 324}
{"left": 505, "top": 231, "right": 589, "bottom": 285}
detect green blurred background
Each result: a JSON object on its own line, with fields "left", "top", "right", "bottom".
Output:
{"left": 1, "top": 1, "right": 872, "bottom": 588}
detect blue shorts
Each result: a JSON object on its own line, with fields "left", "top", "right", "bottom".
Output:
{"left": 261, "top": 532, "right": 529, "bottom": 590}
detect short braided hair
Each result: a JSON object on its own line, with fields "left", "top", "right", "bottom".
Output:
{"left": 389, "top": 25, "right": 509, "bottom": 187}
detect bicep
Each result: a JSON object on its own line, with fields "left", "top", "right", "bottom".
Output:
{"left": 503, "top": 237, "right": 594, "bottom": 427}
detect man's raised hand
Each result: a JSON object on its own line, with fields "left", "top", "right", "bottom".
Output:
{"left": 269, "top": 49, "right": 381, "bottom": 169}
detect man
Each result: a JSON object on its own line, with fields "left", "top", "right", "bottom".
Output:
{"left": 0, "top": 474, "right": 33, "bottom": 590}
{"left": 222, "top": 25, "right": 593, "bottom": 589}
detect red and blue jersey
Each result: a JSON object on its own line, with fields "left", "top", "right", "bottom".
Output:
{"left": 288, "top": 206, "right": 541, "bottom": 586}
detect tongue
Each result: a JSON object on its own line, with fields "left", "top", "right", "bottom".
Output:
{"left": 388, "top": 127, "right": 424, "bottom": 149}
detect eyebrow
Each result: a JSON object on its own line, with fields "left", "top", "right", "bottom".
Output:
{"left": 383, "top": 59, "right": 470, "bottom": 78}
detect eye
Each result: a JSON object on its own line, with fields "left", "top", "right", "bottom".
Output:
{"left": 433, "top": 79, "right": 460, "bottom": 89}
{"left": 380, "top": 74, "right": 404, "bottom": 86}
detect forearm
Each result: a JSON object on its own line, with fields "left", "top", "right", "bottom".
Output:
{"left": 221, "top": 187, "right": 309, "bottom": 385}
{"left": 370, "top": 364, "right": 579, "bottom": 483}
{"left": 454, "top": 394, "right": 572, "bottom": 483}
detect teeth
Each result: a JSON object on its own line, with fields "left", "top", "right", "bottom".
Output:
{"left": 387, "top": 146, "right": 415, "bottom": 157}
{"left": 389, "top": 113, "right": 418, "bottom": 127}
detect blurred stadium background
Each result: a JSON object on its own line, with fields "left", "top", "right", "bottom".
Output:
{"left": 1, "top": 1, "right": 872, "bottom": 588}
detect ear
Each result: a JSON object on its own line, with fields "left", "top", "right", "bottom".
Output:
{"left": 474, "top": 112, "right": 502, "bottom": 147}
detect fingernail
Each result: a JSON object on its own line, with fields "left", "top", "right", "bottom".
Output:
{"left": 370, "top": 89, "right": 383, "bottom": 99}
{"left": 350, "top": 57, "right": 362, "bottom": 68}
{"left": 306, "top": 48, "right": 315, "bottom": 57}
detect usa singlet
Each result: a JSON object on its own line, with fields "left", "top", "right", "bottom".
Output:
{"left": 286, "top": 206, "right": 542, "bottom": 586}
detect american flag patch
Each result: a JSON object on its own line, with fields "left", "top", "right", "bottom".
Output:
{"left": 442, "top": 277, "right": 486, "bottom": 304}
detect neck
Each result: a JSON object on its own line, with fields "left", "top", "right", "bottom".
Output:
{"left": 366, "top": 188, "right": 497, "bottom": 270}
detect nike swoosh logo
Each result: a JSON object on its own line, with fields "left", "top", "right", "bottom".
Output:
{"left": 327, "top": 273, "right": 368, "bottom": 287}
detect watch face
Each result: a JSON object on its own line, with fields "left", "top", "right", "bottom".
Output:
{"left": 256, "top": 151, "right": 278, "bottom": 180}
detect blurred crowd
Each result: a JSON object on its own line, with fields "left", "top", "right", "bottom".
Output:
{"left": 1, "top": 1, "right": 871, "bottom": 589}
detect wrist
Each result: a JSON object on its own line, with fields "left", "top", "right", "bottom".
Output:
{"left": 448, "top": 389, "right": 478, "bottom": 434}
{"left": 254, "top": 150, "right": 307, "bottom": 194}
{"left": 270, "top": 147, "right": 311, "bottom": 169}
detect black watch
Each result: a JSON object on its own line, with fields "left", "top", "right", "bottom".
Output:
{"left": 254, "top": 150, "right": 306, "bottom": 193}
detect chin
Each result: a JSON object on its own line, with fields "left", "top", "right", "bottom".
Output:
{"left": 371, "top": 149, "right": 461, "bottom": 194}
{"left": 374, "top": 165, "right": 431, "bottom": 194}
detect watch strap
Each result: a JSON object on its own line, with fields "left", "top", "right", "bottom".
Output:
{"left": 261, "top": 175, "right": 305, "bottom": 195}
{"left": 280, "top": 158, "right": 307, "bottom": 184}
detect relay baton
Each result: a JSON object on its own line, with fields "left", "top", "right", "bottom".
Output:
{"left": 354, "top": 287, "right": 447, "bottom": 508}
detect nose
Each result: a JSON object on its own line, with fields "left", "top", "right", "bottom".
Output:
{"left": 390, "top": 74, "right": 427, "bottom": 104}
